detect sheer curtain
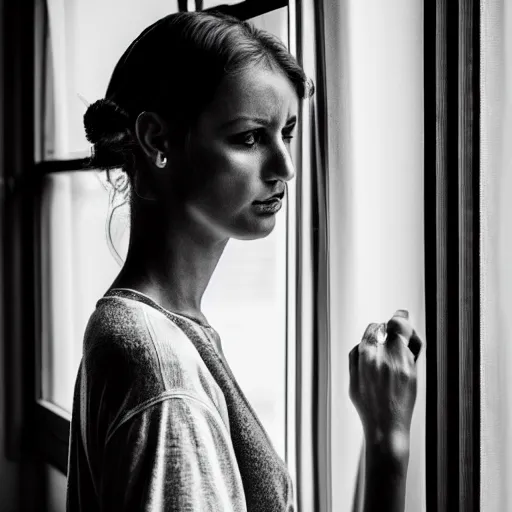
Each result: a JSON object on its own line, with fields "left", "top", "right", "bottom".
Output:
{"left": 480, "top": 1, "right": 512, "bottom": 510}
{"left": 317, "top": 1, "right": 426, "bottom": 510}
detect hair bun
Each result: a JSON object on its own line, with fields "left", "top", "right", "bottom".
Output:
{"left": 83, "top": 98, "right": 134, "bottom": 171}
{"left": 83, "top": 98, "right": 131, "bottom": 145}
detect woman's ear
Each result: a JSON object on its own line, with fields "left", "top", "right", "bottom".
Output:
{"left": 134, "top": 111, "right": 171, "bottom": 165}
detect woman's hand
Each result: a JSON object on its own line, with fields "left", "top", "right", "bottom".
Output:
{"left": 349, "top": 310, "right": 423, "bottom": 453}
{"left": 349, "top": 310, "right": 423, "bottom": 512}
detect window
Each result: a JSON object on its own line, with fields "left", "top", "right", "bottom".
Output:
{"left": 41, "top": 0, "right": 249, "bottom": 161}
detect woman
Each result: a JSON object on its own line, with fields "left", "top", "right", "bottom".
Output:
{"left": 66, "top": 11, "right": 422, "bottom": 512}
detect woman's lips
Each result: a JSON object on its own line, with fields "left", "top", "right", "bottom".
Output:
{"left": 253, "top": 190, "right": 285, "bottom": 204}
{"left": 252, "top": 197, "right": 283, "bottom": 214}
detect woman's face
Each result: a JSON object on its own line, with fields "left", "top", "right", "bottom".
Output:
{"left": 180, "top": 63, "right": 299, "bottom": 241}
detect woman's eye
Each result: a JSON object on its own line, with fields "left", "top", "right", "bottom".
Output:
{"left": 234, "top": 129, "right": 294, "bottom": 148}
{"left": 244, "top": 132, "right": 257, "bottom": 146}
{"left": 239, "top": 131, "right": 262, "bottom": 147}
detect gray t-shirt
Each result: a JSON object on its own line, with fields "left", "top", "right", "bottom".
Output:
{"left": 66, "top": 288, "right": 295, "bottom": 511}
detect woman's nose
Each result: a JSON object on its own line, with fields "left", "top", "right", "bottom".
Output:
{"left": 264, "top": 140, "right": 295, "bottom": 182}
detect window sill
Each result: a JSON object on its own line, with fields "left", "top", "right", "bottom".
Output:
{"left": 36, "top": 400, "right": 70, "bottom": 475}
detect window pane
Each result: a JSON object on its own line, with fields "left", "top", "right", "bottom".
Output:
{"left": 39, "top": 171, "right": 123, "bottom": 411}
{"left": 42, "top": 0, "right": 277, "bottom": 160}
{"left": 39, "top": 4, "right": 291, "bottom": 461}
{"left": 44, "top": 0, "right": 179, "bottom": 159}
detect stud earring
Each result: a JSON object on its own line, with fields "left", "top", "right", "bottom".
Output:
{"left": 156, "top": 152, "right": 167, "bottom": 168}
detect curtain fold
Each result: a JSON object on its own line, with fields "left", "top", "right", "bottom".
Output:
{"left": 318, "top": 1, "right": 426, "bottom": 510}
{"left": 480, "top": 1, "right": 512, "bottom": 510}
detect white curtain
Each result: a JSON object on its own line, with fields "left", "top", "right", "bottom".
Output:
{"left": 480, "top": 1, "right": 512, "bottom": 510}
{"left": 318, "top": 1, "right": 426, "bottom": 510}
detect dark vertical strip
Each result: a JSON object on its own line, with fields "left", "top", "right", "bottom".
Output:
{"left": 311, "top": 1, "right": 331, "bottom": 511}
{"left": 425, "top": 0, "right": 480, "bottom": 510}
{"left": 293, "top": 2, "right": 306, "bottom": 510}
{"left": 2, "top": 0, "right": 37, "bottom": 463}
{"left": 458, "top": 0, "right": 480, "bottom": 510}
{"left": 424, "top": 0, "right": 450, "bottom": 509}
{"left": 423, "top": 0, "right": 438, "bottom": 508}
{"left": 284, "top": 187, "right": 290, "bottom": 468}
{"left": 1, "top": 0, "right": 46, "bottom": 510}
{"left": 446, "top": 2, "right": 461, "bottom": 511}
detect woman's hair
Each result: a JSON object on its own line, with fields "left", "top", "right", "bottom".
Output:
{"left": 83, "top": 11, "right": 314, "bottom": 176}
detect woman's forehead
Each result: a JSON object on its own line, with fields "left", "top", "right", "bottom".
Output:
{"left": 202, "top": 65, "right": 299, "bottom": 128}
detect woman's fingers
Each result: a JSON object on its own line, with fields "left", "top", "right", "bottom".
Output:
{"left": 386, "top": 311, "right": 423, "bottom": 362}
{"left": 349, "top": 312, "right": 422, "bottom": 439}
{"left": 361, "top": 322, "right": 381, "bottom": 345}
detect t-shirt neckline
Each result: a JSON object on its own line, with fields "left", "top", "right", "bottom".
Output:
{"left": 106, "top": 287, "right": 214, "bottom": 330}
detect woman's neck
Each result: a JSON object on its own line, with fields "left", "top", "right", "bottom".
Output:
{"left": 111, "top": 207, "right": 228, "bottom": 323}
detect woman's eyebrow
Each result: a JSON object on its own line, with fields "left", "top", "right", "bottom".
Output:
{"left": 221, "top": 114, "right": 297, "bottom": 129}
{"left": 220, "top": 116, "right": 272, "bottom": 129}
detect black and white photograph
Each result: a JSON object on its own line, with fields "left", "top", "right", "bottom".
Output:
{"left": 0, "top": 0, "right": 492, "bottom": 510}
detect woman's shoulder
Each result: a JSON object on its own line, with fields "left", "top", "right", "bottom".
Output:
{"left": 81, "top": 294, "right": 228, "bottom": 424}
{"left": 84, "top": 294, "right": 207, "bottom": 368}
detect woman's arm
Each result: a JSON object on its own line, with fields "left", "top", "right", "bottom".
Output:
{"left": 100, "top": 398, "right": 247, "bottom": 511}
{"left": 362, "top": 431, "right": 410, "bottom": 512}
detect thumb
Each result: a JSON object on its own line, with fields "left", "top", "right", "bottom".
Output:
{"left": 392, "top": 309, "right": 409, "bottom": 320}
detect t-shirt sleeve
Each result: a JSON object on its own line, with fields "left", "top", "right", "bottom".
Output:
{"left": 99, "top": 395, "right": 247, "bottom": 512}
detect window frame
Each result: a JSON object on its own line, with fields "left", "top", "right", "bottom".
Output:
{"left": 1, "top": 0, "right": 39, "bottom": 467}
{"left": 424, "top": 0, "right": 480, "bottom": 510}
{"left": 1, "top": 1, "right": 49, "bottom": 509}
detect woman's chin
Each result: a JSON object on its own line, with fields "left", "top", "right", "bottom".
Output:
{"left": 232, "top": 216, "right": 277, "bottom": 241}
